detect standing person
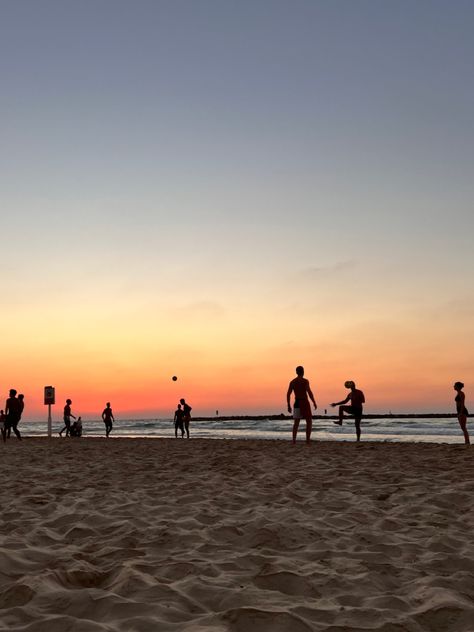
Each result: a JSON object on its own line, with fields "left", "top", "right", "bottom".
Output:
{"left": 454, "top": 382, "right": 470, "bottom": 445}
{"left": 286, "top": 366, "right": 318, "bottom": 444}
{"left": 173, "top": 403, "right": 185, "bottom": 438}
{"left": 7, "top": 393, "right": 25, "bottom": 439}
{"left": 331, "top": 381, "right": 365, "bottom": 441}
{"left": 5, "top": 389, "right": 22, "bottom": 440}
{"left": 59, "top": 399, "right": 76, "bottom": 437}
{"left": 0, "top": 410, "right": 7, "bottom": 442}
{"left": 102, "top": 402, "right": 115, "bottom": 438}
{"left": 180, "top": 398, "right": 192, "bottom": 438}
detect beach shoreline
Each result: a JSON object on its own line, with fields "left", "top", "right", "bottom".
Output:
{"left": 1, "top": 438, "right": 473, "bottom": 631}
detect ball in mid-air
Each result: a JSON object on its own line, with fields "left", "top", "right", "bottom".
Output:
{"left": 172, "top": 375, "right": 178, "bottom": 381}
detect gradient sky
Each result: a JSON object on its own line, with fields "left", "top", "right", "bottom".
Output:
{"left": 2, "top": 0, "right": 474, "bottom": 419}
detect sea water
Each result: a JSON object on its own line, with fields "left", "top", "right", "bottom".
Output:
{"left": 16, "top": 416, "right": 467, "bottom": 443}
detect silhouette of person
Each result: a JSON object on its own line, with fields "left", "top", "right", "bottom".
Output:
{"left": 331, "top": 381, "right": 365, "bottom": 441}
{"left": 7, "top": 393, "right": 25, "bottom": 439}
{"left": 286, "top": 366, "right": 317, "bottom": 444}
{"left": 454, "top": 382, "right": 470, "bottom": 445}
{"left": 180, "top": 398, "right": 192, "bottom": 438}
{"left": 60, "top": 399, "right": 76, "bottom": 437}
{"left": 173, "top": 404, "right": 185, "bottom": 438}
{"left": 70, "top": 416, "right": 83, "bottom": 437}
{"left": 5, "top": 389, "right": 22, "bottom": 440}
{"left": 0, "top": 409, "right": 7, "bottom": 442}
{"left": 102, "top": 402, "right": 115, "bottom": 437}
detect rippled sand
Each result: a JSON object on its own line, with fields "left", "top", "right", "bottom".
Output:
{"left": 1, "top": 438, "right": 473, "bottom": 631}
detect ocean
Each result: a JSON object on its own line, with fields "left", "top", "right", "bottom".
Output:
{"left": 15, "top": 416, "right": 469, "bottom": 443}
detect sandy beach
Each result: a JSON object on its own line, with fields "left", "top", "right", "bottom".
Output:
{"left": 1, "top": 438, "right": 473, "bottom": 631}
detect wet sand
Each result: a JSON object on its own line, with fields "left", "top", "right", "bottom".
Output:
{"left": 1, "top": 438, "right": 473, "bottom": 631}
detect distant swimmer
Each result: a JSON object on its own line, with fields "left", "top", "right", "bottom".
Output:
{"left": 5, "top": 389, "right": 22, "bottom": 440}
{"left": 60, "top": 399, "right": 76, "bottom": 437}
{"left": 331, "top": 381, "right": 365, "bottom": 441}
{"left": 102, "top": 402, "right": 115, "bottom": 438}
{"left": 286, "top": 366, "right": 317, "bottom": 444}
{"left": 180, "top": 398, "right": 192, "bottom": 438}
{"left": 454, "top": 382, "right": 470, "bottom": 445}
{"left": 173, "top": 403, "right": 185, "bottom": 438}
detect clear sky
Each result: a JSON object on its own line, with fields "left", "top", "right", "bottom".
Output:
{"left": 1, "top": 0, "right": 473, "bottom": 419}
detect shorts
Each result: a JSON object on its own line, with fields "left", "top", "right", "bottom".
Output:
{"left": 345, "top": 406, "right": 363, "bottom": 418}
{"left": 293, "top": 398, "right": 312, "bottom": 419}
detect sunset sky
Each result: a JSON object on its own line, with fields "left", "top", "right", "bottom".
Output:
{"left": 2, "top": 0, "right": 474, "bottom": 419}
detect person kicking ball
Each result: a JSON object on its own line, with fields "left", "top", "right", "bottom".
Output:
{"left": 331, "top": 381, "right": 365, "bottom": 442}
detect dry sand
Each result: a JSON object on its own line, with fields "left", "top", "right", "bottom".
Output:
{"left": 0, "top": 438, "right": 473, "bottom": 631}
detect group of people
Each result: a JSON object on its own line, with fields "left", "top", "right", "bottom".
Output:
{"left": 287, "top": 366, "right": 470, "bottom": 445}
{"left": 173, "top": 399, "right": 192, "bottom": 438}
{"left": 2, "top": 378, "right": 469, "bottom": 445}
{"left": 1, "top": 389, "right": 25, "bottom": 441}
{"left": 59, "top": 400, "right": 115, "bottom": 438}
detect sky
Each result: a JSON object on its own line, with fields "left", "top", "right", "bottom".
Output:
{"left": 1, "top": 0, "right": 474, "bottom": 419}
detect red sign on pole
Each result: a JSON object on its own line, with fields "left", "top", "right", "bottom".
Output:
{"left": 44, "top": 386, "right": 55, "bottom": 405}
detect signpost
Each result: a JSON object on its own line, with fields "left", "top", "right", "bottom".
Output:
{"left": 44, "top": 386, "right": 55, "bottom": 438}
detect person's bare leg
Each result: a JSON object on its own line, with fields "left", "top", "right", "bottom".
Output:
{"left": 459, "top": 416, "right": 470, "bottom": 445}
{"left": 333, "top": 405, "right": 347, "bottom": 426}
{"left": 305, "top": 416, "right": 312, "bottom": 444}
{"left": 292, "top": 419, "right": 300, "bottom": 444}
{"left": 355, "top": 417, "right": 361, "bottom": 442}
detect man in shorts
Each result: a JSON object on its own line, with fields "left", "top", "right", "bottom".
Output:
{"left": 331, "top": 381, "right": 365, "bottom": 441}
{"left": 102, "top": 402, "right": 115, "bottom": 437}
{"left": 286, "top": 366, "right": 318, "bottom": 444}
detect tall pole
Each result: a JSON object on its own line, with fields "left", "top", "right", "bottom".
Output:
{"left": 48, "top": 403, "right": 52, "bottom": 438}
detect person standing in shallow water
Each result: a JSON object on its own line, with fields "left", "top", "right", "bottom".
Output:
{"left": 454, "top": 382, "right": 470, "bottom": 445}
{"left": 287, "top": 366, "right": 317, "bottom": 444}
{"left": 102, "top": 402, "right": 115, "bottom": 437}
{"left": 331, "top": 381, "right": 365, "bottom": 441}
{"left": 180, "top": 398, "right": 192, "bottom": 438}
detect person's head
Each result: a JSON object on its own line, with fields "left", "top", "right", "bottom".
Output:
{"left": 77, "top": 416, "right": 82, "bottom": 422}
{"left": 344, "top": 380, "right": 355, "bottom": 389}
{"left": 180, "top": 398, "right": 185, "bottom": 404}
{"left": 296, "top": 366, "right": 304, "bottom": 376}
{"left": 106, "top": 402, "right": 110, "bottom": 407}
{"left": 18, "top": 394, "right": 24, "bottom": 401}
{"left": 9, "top": 389, "right": 17, "bottom": 397}
{"left": 454, "top": 381, "right": 464, "bottom": 391}
{"left": 177, "top": 404, "right": 182, "bottom": 409}
{"left": 66, "top": 398, "right": 72, "bottom": 404}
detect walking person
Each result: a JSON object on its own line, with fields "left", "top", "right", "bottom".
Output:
{"left": 5, "top": 389, "right": 22, "bottom": 440}
{"left": 454, "top": 382, "right": 470, "bottom": 445}
{"left": 7, "top": 393, "right": 25, "bottom": 439}
{"left": 59, "top": 399, "right": 76, "bottom": 437}
{"left": 286, "top": 366, "right": 318, "bottom": 444}
{"left": 173, "top": 403, "right": 185, "bottom": 438}
{"left": 102, "top": 402, "right": 115, "bottom": 438}
{"left": 331, "top": 381, "right": 365, "bottom": 441}
{"left": 180, "top": 398, "right": 192, "bottom": 438}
